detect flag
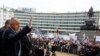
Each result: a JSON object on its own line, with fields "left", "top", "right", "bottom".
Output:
{"left": 83, "top": 33, "right": 86, "bottom": 39}
{"left": 82, "top": 36, "right": 89, "bottom": 45}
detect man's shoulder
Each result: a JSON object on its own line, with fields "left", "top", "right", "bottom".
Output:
{"left": 0, "top": 27, "right": 6, "bottom": 33}
{"left": 3, "top": 28, "right": 16, "bottom": 37}
{"left": 5, "top": 28, "right": 14, "bottom": 34}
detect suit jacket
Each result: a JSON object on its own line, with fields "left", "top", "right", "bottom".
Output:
{"left": 0, "top": 27, "right": 7, "bottom": 56}
{"left": 21, "top": 35, "right": 32, "bottom": 56}
{"left": 1, "top": 26, "right": 31, "bottom": 56}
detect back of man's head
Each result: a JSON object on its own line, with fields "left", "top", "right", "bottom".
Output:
{"left": 4, "top": 19, "right": 11, "bottom": 28}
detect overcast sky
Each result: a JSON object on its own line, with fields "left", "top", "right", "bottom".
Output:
{"left": 0, "top": 0, "right": 100, "bottom": 12}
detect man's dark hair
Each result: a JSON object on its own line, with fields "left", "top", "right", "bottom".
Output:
{"left": 5, "top": 19, "right": 11, "bottom": 25}
{"left": 4, "top": 19, "right": 11, "bottom": 28}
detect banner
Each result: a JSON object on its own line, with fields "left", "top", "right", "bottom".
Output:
{"left": 47, "top": 33, "right": 54, "bottom": 38}
{"left": 61, "top": 35, "right": 70, "bottom": 40}
{"left": 69, "top": 33, "right": 76, "bottom": 37}
{"left": 31, "top": 33, "right": 38, "bottom": 38}
{"left": 96, "top": 36, "right": 100, "bottom": 41}
{"left": 71, "top": 36, "right": 77, "bottom": 41}
{"left": 69, "top": 33, "right": 77, "bottom": 41}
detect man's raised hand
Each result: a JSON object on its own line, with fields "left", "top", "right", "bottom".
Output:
{"left": 28, "top": 17, "right": 32, "bottom": 28}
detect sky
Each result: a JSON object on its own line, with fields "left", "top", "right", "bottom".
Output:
{"left": 0, "top": 0, "right": 100, "bottom": 13}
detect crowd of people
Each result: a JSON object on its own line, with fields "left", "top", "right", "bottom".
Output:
{"left": 0, "top": 17, "right": 100, "bottom": 56}
{"left": 30, "top": 37, "right": 100, "bottom": 56}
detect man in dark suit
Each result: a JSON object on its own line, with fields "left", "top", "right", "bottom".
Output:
{"left": 21, "top": 33, "right": 33, "bottom": 56}
{"left": 1, "top": 17, "right": 32, "bottom": 56}
{"left": 0, "top": 20, "right": 10, "bottom": 56}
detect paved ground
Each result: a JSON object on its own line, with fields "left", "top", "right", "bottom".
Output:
{"left": 44, "top": 49, "right": 78, "bottom": 56}
{"left": 51, "top": 51, "right": 78, "bottom": 56}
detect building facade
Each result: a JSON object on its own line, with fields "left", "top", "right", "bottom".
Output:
{"left": 13, "top": 8, "right": 100, "bottom": 34}
{"left": 0, "top": 7, "right": 14, "bottom": 27}
{"left": 0, "top": 7, "right": 99, "bottom": 34}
